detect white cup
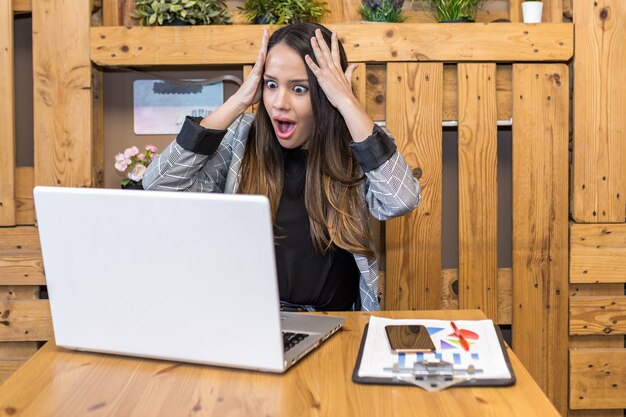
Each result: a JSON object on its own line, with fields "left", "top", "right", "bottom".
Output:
{"left": 522, "top": 1, "right": 543, "bottom": 23}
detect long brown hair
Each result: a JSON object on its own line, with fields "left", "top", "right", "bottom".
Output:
{"left": 239, "top": 23, "right": 374, "bottom": 258}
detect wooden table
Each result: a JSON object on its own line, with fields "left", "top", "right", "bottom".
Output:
{"left": 0, "top": 310, "right": 561, "bottom": 417}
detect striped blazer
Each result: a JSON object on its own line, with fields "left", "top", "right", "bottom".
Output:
{"left": 143, "top": 114, "right": 421, "bottom": 311}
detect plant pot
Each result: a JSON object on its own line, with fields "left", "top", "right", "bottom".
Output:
{"left": 521, "top": 1, "right": 543, "bottom": 23}
{"left": 122, "top": 183, "right": 144, "bottom": 190}
{"left": 253, "top": 15, "right": 275, "bottom": 24}
{"left": 165, "top": 17, "right": 192, "bottom": 26}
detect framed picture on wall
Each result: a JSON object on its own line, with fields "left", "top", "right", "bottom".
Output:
{"left": 133, "top": 80, "right": 224, "bottom": 135}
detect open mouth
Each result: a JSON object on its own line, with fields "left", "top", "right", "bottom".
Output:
{"left": 275, "top": 119, "right": 297, "bottom": 139}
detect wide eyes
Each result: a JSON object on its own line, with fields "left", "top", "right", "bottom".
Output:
{"left": 293, "top": 85, "right": 309, "bottom": 94}
{"left": 264, "top": 80, "right": 309, "bottom": 95}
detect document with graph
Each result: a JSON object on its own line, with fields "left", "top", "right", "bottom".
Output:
{"left": 353, "top": 316, "right": 515, "bottom": 387}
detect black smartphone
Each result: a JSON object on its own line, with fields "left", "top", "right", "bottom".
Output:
{"left": 385, "top": 325, "right": 436, "bottom": 353}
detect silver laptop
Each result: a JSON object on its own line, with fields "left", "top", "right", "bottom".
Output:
{"left": 33, "top": 186, "right": 344, "bottom": 373}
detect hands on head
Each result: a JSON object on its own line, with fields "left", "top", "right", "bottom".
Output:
{"left": 237, "top": 27, "right": 358, "bottom": 110}
{"left": 236, "top": 28, "right": 270, "bottom": 108}
{"left": 304, "top": 29, "right": 359, "bottom": 110}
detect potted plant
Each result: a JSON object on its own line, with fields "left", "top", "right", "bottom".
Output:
{"left": 238, "top": 0, "right": 329, "bottom": 24}
{"left": 421, "top": 0, "right": 486, "bottom": 22}
{"left": 359, "top": 0, "right": 406, "bottom": 23}
{"left": 521, "top": 0, "right": 543, "bottom": 23}
{"left": 114, "top": 145, "right": 160, "bottom": 189}
{"left": 131, "top": 0, "right": 232, "bottom": 26}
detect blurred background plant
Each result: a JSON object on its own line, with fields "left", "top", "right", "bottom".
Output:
{"left": 131, "top": 0, "right": 232, "bottom": 26}
{"left": 421, "top": 0, "right": 487, "bottom": 22}
{"left": 239, "top": 0, "right": 329, "bottom": 24}
{"left": 359, "top": 0, "right": 406, "bottom": 22}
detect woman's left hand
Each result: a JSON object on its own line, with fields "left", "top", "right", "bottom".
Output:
{"left": 305, "top": 29, "right": 359, "bottom": 110}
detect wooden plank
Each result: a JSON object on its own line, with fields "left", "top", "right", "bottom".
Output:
{"left": 0, "top": 226, "right": 40, "bottom": 251}
{"left": 441, "top": 268, "right": 512, "bottom": 324}
{"left": 386, "top": 63, "right": 442, "bottom": 310}
{"left": 457, "top": 63, "right": 498, "bottom": 321}
{"left": 0, "top": 253, "right": 45, "bottom": 286}
{"left": 11, "top": 0, "right": 30, "bottom": 12}
{"left": 15, "top": 167, "right": 34, "bottom": 225}
{"left": 90, "top": 23, "right": 574, "bottom": 66}
{"left": 571, "top": 223, "right": 626, "bottom": 283}
{"left": 0, "top": 342, "right": 38, "bottom": 358}
{"left": 570, "top": 349, "right": 626, "bottom": 409}
{"left": 569, "top": 284, "right": 623, "bottom": 417}
{"left": 0, "top": 340, "right": 39, "bottom": 385}
{"left": 544, "top": 0, "right": 564, "bottom": 23}
{"left": 367, "top": 65, "right": 512, "bottom": 123}
{"left": 33, "top": 0, "right": 94, "bottom": 188}
{"left": 93, "top": 66, "right": 105, "bottom": 188}
{"left": 103, "top": 0, "right": 136, "bottom": 26}
{"left": 365, "top": 64, "right": 385, "bottom": 121}
{"left": 0, "top": 360, "right": 28, "bottom": 386}
{"left": 0, "top": 300, "right": 52, "bottom": 342}
{"left": 563, "top": 0, "right": 573, "bottom": 20}
{"left": 570, "top": 296, "right": 626, "bottom": 336}
{"left": 509, "top": 0, "right": 522, "bottom": 22}
{"left": 512, "top": 64, "right": 569, "bottom": 416}
{"left": 443, "top": 65, "right": 512, "bottom": 122}
{"left": 351, "top": 63, "right": 366, "bottom": 109}
{"left": 322, "top": 0, "right": 361, "bottom": 23}
{"left": 0, "top": 287, "right": 39, "bottom": 300}
{"left": 0, "top": 0, "right": 16, "bottom": 226}
{"left": 571, "top": 0, "right": 626, "bottom": 222}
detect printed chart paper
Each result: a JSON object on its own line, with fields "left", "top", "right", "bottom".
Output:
{"left": 357, "top": 316, "right": 512, "bottom": 380}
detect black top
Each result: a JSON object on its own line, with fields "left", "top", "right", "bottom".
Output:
{"left": 175, "top": 117, "right": 401, "bottom": 311}
{"left": 274, "top": 147, "right": 359, "bottom": 311}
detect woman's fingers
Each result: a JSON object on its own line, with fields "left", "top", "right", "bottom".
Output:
{"left": 310, "top": 36, "right": 329, "bottom": 70}
{"left": 304, "top": 54, "right": 321, "bottom": 75}
{"left": 252, "top": 28, "right": 269, "bottom": 75}
{"left": 344, "top": 63, "right": 358, "bottom": 86}
{"left": 331, "top": 32, "right": 341, "bottom": 70}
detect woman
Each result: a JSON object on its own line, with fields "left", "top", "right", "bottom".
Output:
{"left": 143, "top": 23, "right": 421, "bottom": 311}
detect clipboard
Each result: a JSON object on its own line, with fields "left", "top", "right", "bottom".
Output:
{"left": 352, "top": 322, "right": 516, "bottom": 389}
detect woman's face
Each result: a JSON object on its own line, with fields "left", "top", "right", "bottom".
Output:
{"left": 262, "top": 43, "right": 315, "bottom": 150}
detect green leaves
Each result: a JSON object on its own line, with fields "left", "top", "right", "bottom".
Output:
{"left": 422, "top": 0, "right": 486, "bottom": 21}
{"left": 239, "top": 0, "right": 329, "bottom": 24}
{"left": 132, "top": 0, "right": 232, "bottom": 26}
{"left": 359, "top": 0, "right": 407, "bottom": 22}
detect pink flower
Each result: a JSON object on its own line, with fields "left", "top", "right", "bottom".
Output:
{"left": 124, "top": 146, "right": 139, "bottom": 158}
{"left": 145, "top": 144, "right": 158, "bottom": 153}
{"left": 114, "top": 153, "right": 129, "bottom": 172}
{"left": 137, "top": 153, "right": 146, "bottom": 161}
{"left": 128, "top": 164, "right": 147, "bottom": 182}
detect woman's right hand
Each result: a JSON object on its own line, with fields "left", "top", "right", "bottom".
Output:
{"left": 200, "top": 29, "right": 269, "bottom": 130}
{"left": 234, "top": 28, "right": 269, "bottom": 108}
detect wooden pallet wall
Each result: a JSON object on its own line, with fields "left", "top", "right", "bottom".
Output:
{"left": 386, "top": 62, "right": 443, "bottom": 311}
{"left": 569, "top": 1, "right": 626, "bottom": 415}
{"left": 0, "top": 0, "right": 16, "bottom": 226}
{"left": 457, "top": 63, "right": 498, "bottom": 321}
{"left": 32, "top": 0, "right": 95, "bottom": 188}
{"left": 512, "top": 63, "right": 569, "bottom": 414}
{"left": 3, "top": 3, "right": 576, "bottom": 416}
{"left": 571, "top": 0, "right": 626, "bottom": 223}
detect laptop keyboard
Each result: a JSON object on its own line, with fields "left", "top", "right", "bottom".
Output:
{"left": 282, "top": 331, "right": 309, "bottom": 352}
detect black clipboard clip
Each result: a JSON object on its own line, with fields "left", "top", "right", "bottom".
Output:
{"left": 385, "top": 358, "right": 483, "bottom": 392}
